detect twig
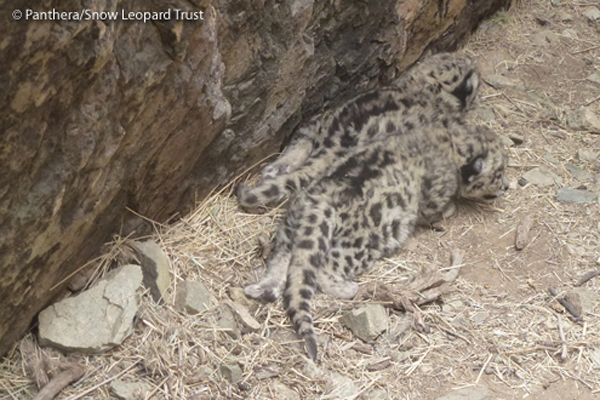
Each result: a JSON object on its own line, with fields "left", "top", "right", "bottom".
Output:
{"left": 475, "top": 354, "right": 493, "bottom": 384}
{"left": 571, "top": 44, "right": 600, "bottom": 55}
{"left": 557, "top": 315, "right": 568, "bottom": 362}
{"left": 548, "top": 287, "right": 583, "bottom": 322}
{"left": 574, "top": 268, "right": 600, "bottom": 287}
{"left": 33, "top": 364, "right": 85, "bottom": 400}
{"left": 584, "top": 94, "right": 600, "bottom": 106}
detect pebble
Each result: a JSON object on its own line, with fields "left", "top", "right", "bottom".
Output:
{"left": 217, "top": 306, "right": 241, "bottom": 339}
{"left": 565, "top": 164, "right": 593, "bottom": 181}
{"left": 583, "top": 6, "right": 600, "bottom": 22}
{"left": 175, "top": 280, "right": 215, "bottom": 314}
{"left": 220, "top": 363, "right": 243, "bottom": 384}
{"left": 556, "top": 187, "right": 598, "bottom": 204}
{"left": 522, "top": 167, "right": 562, "bottom": 187}
{"left": 341, "top": 304, "right": 388, "bottom": 342}
{"left": 226, "top": 301, "right": 261, "bottom": 333}
{"left": 130, "top": 239, "right": 171, "bottom": 302}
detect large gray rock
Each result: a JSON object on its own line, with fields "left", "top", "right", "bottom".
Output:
{"left": 38, "top": 265, "right": 142, "bottom": 353}
{"left": 0, "top": 0, "right": 512, "bottom": 355}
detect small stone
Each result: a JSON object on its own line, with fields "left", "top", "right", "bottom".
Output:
{"left": 556, "top": 188, "right": 598, "bottom": 204}
{"left": 217, "top": 306, "right": 240, "bottom": 339}
{"left": 587, "top": 71, "right": 600, "bottom": 85}
{"left": 565, "top": 164, "right": 593, "bottom": 181}
{"left": 38, "top": 265, "right": 142, "bottom": 353}
{"left": 550, "top": 0, "right": 560, "bottom": 5}
{"left": 341, "top": 304, "right": 388, "bottom": 342}
{"left": 508, "top": 133, "right": 524, "bottom": 145}
{"left": 226, "top": 301, "right": 261, "bottom": 333}
{"left": 175, "top": 280, "right": 215, "bottom": 314}
{"left": 578, "top": 149, "right": 599, "bottom": 162}
{"left": 110, "top": 379, "right": 152, "bottom": 400}
{"left": 228, "top": 287, "right": 258, "bottom": 311}
{"left": 324, "top": 371, "right": 359, "bottom": 399}
{"left": 567, "top": 107, "right": 600, "bottom": 133}
{"left": 270, "top": 382, "right": 300, "bottom": 400}
{"left": 583, "top": 6, "right": 600, "bottom": 22}
{"left": 255, "top": 365, "right": 280, "bottom": 380}
{"left": 435, "top": 385, "right": 491, "bottom": 400}
{"left": 220, "top": 363, "right": 243, "bottom": 384}
{"left": 518, "top": 177, "right": 528, "bottom": 187}
{"left": 522, "top": 167, "right": 562, "bottom": 187}
{"left": 131, "top": 239, "right": 171, "bottom": 302}
{"left": 484, "top": 74, "right": 524, "bottom": 90}
{"left": 557, "top": 12, "right": 573, "bottom": 22}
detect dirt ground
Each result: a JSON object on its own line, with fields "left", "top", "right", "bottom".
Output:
{"left": 1, "top": 0, "right": 599, "bottom": 399}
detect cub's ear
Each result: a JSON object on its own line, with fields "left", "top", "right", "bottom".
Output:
{"left": 460, "top": 156, "right": 484, "bottom": 183}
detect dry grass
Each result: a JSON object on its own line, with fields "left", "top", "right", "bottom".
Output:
{"left": 1, "top": 0, "right": 600, "bottom": 399}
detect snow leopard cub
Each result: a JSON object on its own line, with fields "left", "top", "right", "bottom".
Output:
{"left": 244, "top": 120, "right": 508, "bottom": 361}
{"left": 237, "top": 52, "right": 481, "bottom": 212}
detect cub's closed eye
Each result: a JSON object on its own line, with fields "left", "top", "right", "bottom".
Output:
{"left": 483, "top": 194, "right": 497, "bottom": 200}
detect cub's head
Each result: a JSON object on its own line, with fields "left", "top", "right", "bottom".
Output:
{"left": 457, "top": 127, "right": 509, "bottom": 202}
{"left": 411, "top": 52, "right": 480, "bottom": 111}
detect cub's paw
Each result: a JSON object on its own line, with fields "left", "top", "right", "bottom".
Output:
{"left": 236, "top": 182, "right": 266, "bottom": 214}
{"left": 261, "top": 163, "right": 290, "bottom": 180}
{"left": 244, "top": 279, "right": 283, "bottom": 303}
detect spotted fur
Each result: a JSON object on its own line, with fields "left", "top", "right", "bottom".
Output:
{"left": 240, "top": 53, "right": 508, "bottom": 361}
{"left": 237, "top": 52, "right": 481, "bottom": 211}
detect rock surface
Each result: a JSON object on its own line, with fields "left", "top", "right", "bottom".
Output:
{"left": 38, "top": 265, "right": 142, "bottom": 353}
{"left": 341, "top": 304, "right": 388, "bottom": 342}
{"left": 0, "top": 0, "right": 511, "bottom": 355}
{"left": 110, "top": 379, "right": 152, "bottom": 400}
{"left": 175, "top": 280, "right": 215, "bottom": 314}
{"left": 131, "top": 240, "right": 171, "bottom": 302}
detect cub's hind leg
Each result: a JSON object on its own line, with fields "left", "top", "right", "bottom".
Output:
{"left": 244, "top": 225, "right": 292, "bottom": 302}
